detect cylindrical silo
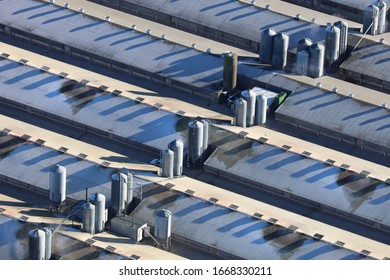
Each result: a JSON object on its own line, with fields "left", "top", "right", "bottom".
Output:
{"left": 241, "top": 89, "right": 256, "bottom": 127}
{"left": 260, "top": 28, "right": 276, "bottom": 64}
{"left": 296, "top": 50, "right": 309, "bottom": 76}
{"left": 43, "top": 226, "right": 53, "bottom": 260}
{"left": 297, "top": 38, "right": 313, "bottom": 53}
{"left": 110, "top": 172, "right": 127, "bottom": 216}
{"left": 363, "top": 5, "right": 379, "bottom": 36}
{"left": 89, "top": 192, "right": 106, "bottom": 233}
{"left": 161, "top": 149, "right": 174, "bottom": 178}
{"left": 334, "top": 21, "right": 348, "bottom": 60}
{"left": 325, "top": 24, "right": 340, "bottom": 68}
{"left": 201, "top": 119, "right": 210, "bottom": 153}
{"left": 28, "top": 229, "right": 46, "bottom": 260}
{"left": 188, "top": 120, "right": 204, "bottom": 167}
{"left": 308, "top": 43, "right": 325, "bottom": 78}
{"left": 256, "top": 94, "right": 268, "bottom": 125}
{"left": 168, "top": 139, "right": 184, "bottom": 177}
{"left": 374, "top": 0, "right": 387, "bottom": 34}
{"left": 49, "top": 164, "right": 66, "bottom": 206}
{"left": 272, "top": 32, "right": 289, "bottom": 69}
{"left": 126, "top": 172, "right": 133, "bottom": 207}
{"left": 223, "top": 51, "right": 237, "bottom": 92}
{"left": 154, "top": 209, "right": 172, "bottom": 250}
{"left": 83, "top": 201, "right": 96, "bottom": 234}
{"left": 234, "top": 98, "right": 247, "bottom": 128}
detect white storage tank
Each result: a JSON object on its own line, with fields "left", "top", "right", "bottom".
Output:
{"left": 234, "top": 98, "right": 247, "bottom": 128}
{"left": 241, "top": 89, "right": 256, "bottom": 127}
{"left": 188, "top": 120, "right": 204, "bottom": 166}
{"left": 260, "top": 28, "right": 276, "bottom": 64}
{"left": 308, "top": 43, "right": 325, "bottom": 78}
{"left": 89, "top": 192, "right": 106, "bottom": 233}
{"left": 201, "top": 119, "right": 210, "bottom": 153}
{"left": 296, "top": 50, "right": 309, "bottom": 76}
{"left": 334, "top": 21, "right": 348, "bottom": 59}
{"left": 43, "top": 226, "right": 53, "bottom": 260}
{"left": 28, "top": 229, "right": 46, "bottom": 260}
{"left": 110, "top": 172, "right": 127, "bottom": 216}
{"left": 256, "top": 94, "right": 268, "bottom": 125}
{"left": 126, "top": 172, "right": 134, "bottom": 208}
{"left": 154, "top": 209, "right": 172, "bottom": 250}
{"left": 168, "top": 139, "right": 184, "bottom": 177}
{"left": 272, "top": 32, "right": 289, "bottom": 69}
{"left": 161, "top": 148, "right": 174, "bottom": 178}
{"left": 83, "top": 201, "right": 96, "bottom": 234}
{"left": 325, "top": 24, "right": 340, "bottom": 68}
{"left": 374, "top": 0, "right": 387, "bottom": 34}
{"left": 364, "top": 5, "right": 379, "bottom": 36}
{"left": 49, "top": 164, "right": 66, "bottom": 206}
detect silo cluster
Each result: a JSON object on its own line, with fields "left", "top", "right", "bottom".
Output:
{"left": 364, "top": 1, "right": 387, "bottom": 36}
{"left": 160, "top": 139, "right": 184, "bottom": 178}
{"left": 187, "top": 119, "right": 210, "bottom": 168}
{"left": 260, "top": 29, "right": 289, "bottom": 70}
{"left": 88, "top": 192, "right": 106, "bottom": 233}
{"left": 28, "top": 227, "right": 53, "bottom": 260}
{"left": 295, "top": 39, "right": 324, "bottom": 78}
{"left": 110, "top": 171, "right": 133, "bottom": 216}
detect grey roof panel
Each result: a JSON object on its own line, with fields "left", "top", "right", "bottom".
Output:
{"left": 133, "top": 190, "right": 371, "bottom": 260}
{"left": 204, "top": 136, "right": 390, "bottom": 228}
{"left": 120, "top": 0, "right": 327, "bottom": 49}
{"left": 276, "top": 87, "right": 390, "bottom": 149}
{"left": 0, "top": 0, "right": 223, "bottom": 92}
{"left": 0, "top": 59, "right": 188, "bottom": 151}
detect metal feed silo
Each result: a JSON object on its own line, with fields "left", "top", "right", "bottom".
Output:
{"left": 201, "top": 119, "right": 210, "bottom": 153}
{"left": 234, "top": 98, "right": 247, "bottom": 128}
{"left": 188, "top": 120, "right": 204, "bottom": 166}
{"left": 168, "top": 139, "right": 184, "bottom": 176}
{"left": 83, "top": 201, "right": 96, "bottom": 234}
{"left": 296, "top": 50, "right": 309, "bottom": 76}
{"left": 89, "top": 192, "right": 106, "bottom": 233}
{"left": 297, "top": 38, "right": 313, "bottom": 53}
{"left": 223, "top": 51, "right": 237, "bottom": 92}
{"left": 161, "top": 149, "right": 174, "bottom": 178}
{"left": 154, "top": 209, "right": 172, "bottom": 250}
{"left": 111, "top": 172, "right": 127, "bottom": 216}
{"left": 325, "top": 24, "right": 340, "bottom": 68}
{"left": 363, "top": 5, "right": 379, "bottom": 36}
{"left": 334, "top": 21, "right": 348, "bottom": 60}
{"left": 126, "top": 172, "right": 133, "bottom": 208}
{"left": 28, "top": 229, "right": 46, "bottom": 260}
{"left": 260, "top": 28, "right": 276, "bottom": 64}
{"left": 272, "top": 32, "right": 289, "bottom": 69}
{"left": 241, "top": 89, "right": 256, "bottom": 127}
{"left": 49, "top": 164, "right": 66, "bottom": 206}
{"left": 256, "top": 94, "right": 268, "bottom": 125}
{"left": 308, "top": 43, "right": 325, "bottom": 78}
{"left": 374, "top": 0, "right": 387, "bottom": 34}
{"left": 43, "top": 226, "right": 53, "bottom": 260}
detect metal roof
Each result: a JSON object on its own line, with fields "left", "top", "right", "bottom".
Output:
{"left": 0, "top": 58, "right": 188, "bottom": 151}
{"left": 133, "top": 188, "right": 371, "bottom": 260}
{"left": 0, "top": 133, "right": 149, "bottom": 204}
{"left": 340, "top": 43, "right": 390, "bottom": 84}
{"left": 117, "top": 0, "right": 327, "bottom": 49}
{"left": 0, "top": 0, "right": 224, "bottom": 92}
{"left": 276, "top": 87, "right": 390, "bottom": 149}
{"left": 204, "top": 134, "right": 390, "bottom": 229}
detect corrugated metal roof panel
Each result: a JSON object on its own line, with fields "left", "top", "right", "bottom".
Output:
{"left": 276, "top": 87, "right": 390, "bottom": 149}
{"left": 204, "top": 136, "right": 390, "bottom": 228}
{"left": 133, "top": 190, "right": 371, "bottom": 260}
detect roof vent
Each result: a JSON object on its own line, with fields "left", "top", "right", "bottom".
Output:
{"left": 381, "top": 102, "right": 387, "bottom": 108}
{"left": 250, "top": 0, "right": 256, "bottom": 5}
{"left": 206, "top": 48, "right": 212, "bottom": 53}
{"left": 332, "top": 87, "right": 338, "bottom": 93}
{"left": 105, "top": 16, "right": 111, "bottom": 22}
{"left": 160, "top": 34, "right": 167, "bottom": 40}
{"left": 316, "top": 82, "right": 322, "bottom": 88}
{"left": 191, "top": 43, "right": 197, "bottom": 49}
{"left": 146, "top": 29, "right": 152, "bottom": 35}
{"left": 79, "top": 8, "right": 85, "bottom": 14}
{"left": 295, "top": 13, "right": 301, "bottom": 20}
{"left": 64, "top": 3, "right": 70, "bottom": 9}
{"left": 265, "top": 4, "right": 271, "bottom": 10}
{"left": 130, "top": 24, "right": 137, "bottom": 31}
{"left": 379, "top": 38, "right": 385, "bottom": 44}
{"left": 49, "top": 0, "right": 55, "bottom": 3}
{"left": 348, "top": 92, "right": 354, "bottom": 98}
{"left": 311, "top": 18, "right": 317, "bottom": 24}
